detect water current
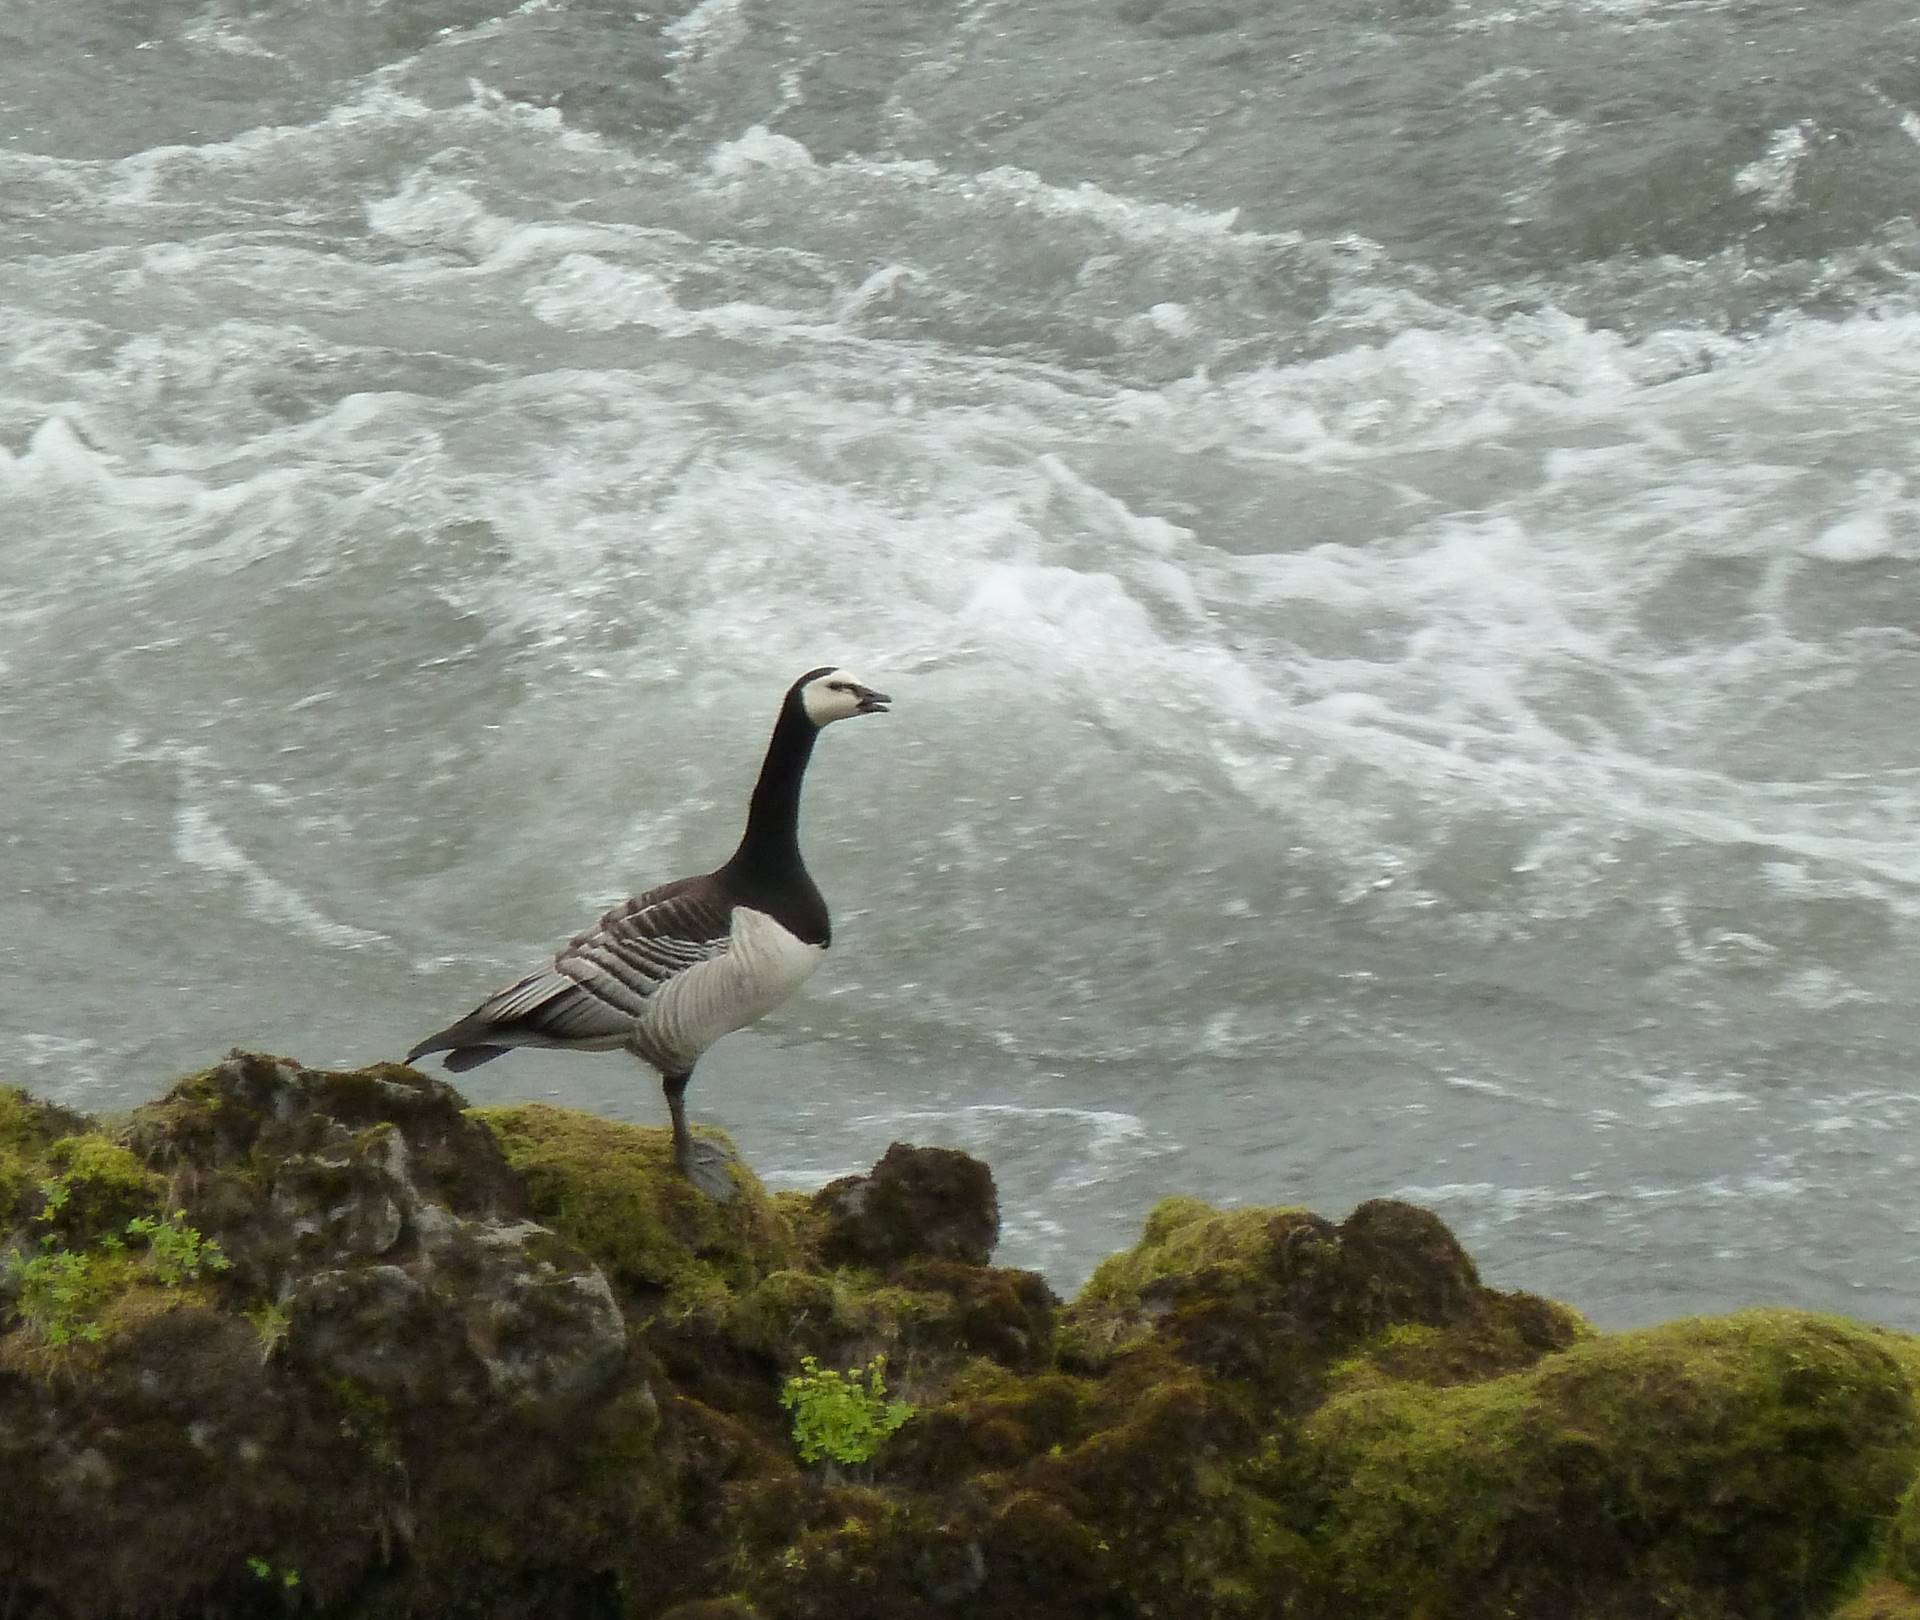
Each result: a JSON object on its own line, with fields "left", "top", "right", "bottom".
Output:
{"left": 5, "top": 0, "right": 1920, "bottom": 1325}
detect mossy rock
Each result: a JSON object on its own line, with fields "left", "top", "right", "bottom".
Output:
{"left": 1065, "top": 1194, "right": 1580, "bottom": 1404}
{"left": 1852, "top": 1470, "right": 1920, "bottom": 1611}
{"left": 726, "top": 1259, "right": 1056, "bottom": 1384}
{"left": 734, "top": 1357, "right": 1289, "bottom": 1619}
{"left": 0, "top": 1087, "right": 148, "bottom": 1238}
{"left": 472, "top": 1104, "right": 796, "bottom": 1314}
{"left": 1837, "top": 1580, "right": 1920, "bottom": 1620}
{"left": 1326, "top": 1304, "right": 1596, "bottom": 1395}
{"left": 10, "top": 1060, "right": 1919, "bottom": 1620}
{"left": 38, "top": 1134, "right": 165, "bottom": 1240}
{"left": 130, "top": 1051, "right": 523, "bottom": 1214}
{"left": 812, "top": 1143, "right": 1000, "bottom": 1269}
{"left": 885, "top": 1367, "right": 1092, "bottom": 1486}
{"left": 1286, "top": 1308, "right": 1920, "bottom": 1620}
{"left": 1015, "top": 1356, "right": 1284, "bottom": 1616}
{"left": 734, "top": 1481, "right": 996, "bottom": 1620}
{"left": 0, "top": 1096, "right": 218, "bottom": 1362}
{"left": 0, "top": 1302, "right": 391, "bottom": 1614}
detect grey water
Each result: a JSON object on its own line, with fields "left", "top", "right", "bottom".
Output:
{"left": 5, "top": 0, "right": 1920, "bottom": 1330}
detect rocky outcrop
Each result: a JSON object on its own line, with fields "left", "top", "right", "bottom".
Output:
{"left": 2, "top": 1053, "right": 1918, "bottom": 1620}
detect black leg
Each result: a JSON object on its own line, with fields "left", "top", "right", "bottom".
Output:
{"left": 660, "top": 1068, "right": 737, "bottom": 1201}
{"left": 663, "top": 1071, "right": 695, "bottom": 1172}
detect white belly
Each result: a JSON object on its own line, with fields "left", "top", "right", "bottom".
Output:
{"left": 630, "top": 905, "right": 825, "bottom": 1075}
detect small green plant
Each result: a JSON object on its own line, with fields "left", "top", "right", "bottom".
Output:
{"left": 779, "top": 1353, "right": 913, "bottom": 1467}
{"left": 3, "top": 1209, "right": 227, "bottom": 1350}
{"left": 35, "top": 1176, "right": 71, "bottom": 1222}
{"left": 126, "top": 1210, "right": 230, "bottom": 1287}
{"left": 247, "top": 1299, "right": 291, "bottom": 1359}
{"left": 246, "top": 1556, "right": 300, "bottom": 1589}
{"left": 3, "top": 1241, "right": 113, "bottom": 1346}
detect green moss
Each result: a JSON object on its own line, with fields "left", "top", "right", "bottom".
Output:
{"left": 11, "top": 1068, "right": 1916, "bottom": 1620}
{"left": 40, "top": 1136, "right": 165, "bottom": 1235}
{"left": 1075, "top": 1197, "right": 1291, "bottom": 1307}
{"left": 574, "top": 1384, "right": 664, "bottom": 1485}
{"left": 1873, "top": 1323, "right": 1920, "bottom": 1398}
{"left": 1064, "top": 1195, "right": 1581, "bottom": 1414}
{"left": 1835, "top": 1578, "right": 1920, "bottom": 1620}
{"left": 771, "top": 1189, "right": 828, "bottom": 1258}
{"left": 0, "top": 1089, "right": 44, "bottom": 1209}
{"left": 1288, "top": 1309, "right": 1919, "bottom": 1619}
{"left": 471, "top": 1105, "right": 796, "bottom": 1312}
{"left": 0, "top": 1104, "right": 200, "bottom": 1363}
{"left": 1026, "top": 1366, "right": 1271, "bottom": 1613}
{"left": 739, "top": 1484, "right": 983, "bottom": 1617}
{"left": 726, "top": 1268, "right": 873, "bottom": 1358}
{"left": 1328, "top": 1301, "right": 1594, "bottom": 1394}
{"left": 1062, "top": 1197, "right": 1299, "bottom": 1365}
{"left": 888, "top": 1367, "right": 1092, "bottom": 1486}
{"left": 727, "top": 1269, "right": 962, "bottom": 1355}
{"left": 1873, "top": 1472, "right": 1920, "bottom": 1592}
{"left": 0, "top": 1089, "right": 100, "bottom": 1224}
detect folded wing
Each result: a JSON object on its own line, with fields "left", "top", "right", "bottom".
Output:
{"left": 406, "top": 876, "right": 736, "bottom": 1070}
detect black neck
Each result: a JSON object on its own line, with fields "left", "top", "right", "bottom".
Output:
{"left": 722, "top": 697, "right": 817, "bottom": 889}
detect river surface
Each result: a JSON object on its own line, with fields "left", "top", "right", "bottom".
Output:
{"left": 5, "top": 0, "right": 1920, "bottom": 1326}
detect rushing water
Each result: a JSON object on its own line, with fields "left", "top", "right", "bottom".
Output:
{"left": 5, "top": 0, "right": 1920, "bottom": 1327}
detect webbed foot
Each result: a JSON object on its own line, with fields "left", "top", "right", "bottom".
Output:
{"left": 676, "top": 1136, "right": 742, "bottom": 1203}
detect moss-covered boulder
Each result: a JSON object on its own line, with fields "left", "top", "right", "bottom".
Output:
{"left": 473, "top": 1101, "right": 798, "bottom": 1313}
{"left": 3, "top": 1053, "right": 1918, "bottom": 1620}
{"left": 1832, "top": 1462, "right": 1920, "bottom": 1620}
{"left": 1838, "top": 1582, "right": 1920, "bottom": 1620}
{"left": 1064, "top": 1193, "right": 1585, "bottom": 1407}
{"left": 1, "top": 1054, "right": 668, "bottom": 1619}
{"left": 813, "top": 1142, "right": 1000, "bottom": 1269}
{"left": 1284, "top": 1309, "right": 1917, "bottom": 1619}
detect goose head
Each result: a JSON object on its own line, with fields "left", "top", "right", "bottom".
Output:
{"left": 794, "top": 666, "right": 891, "bottom": 727}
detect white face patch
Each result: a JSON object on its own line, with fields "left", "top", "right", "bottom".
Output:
{"left": 799, "top": 667, "right": 874, "bottom": 726}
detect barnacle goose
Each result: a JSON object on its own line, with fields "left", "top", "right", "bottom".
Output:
{"left": 406, "top": 666, "right": 891, "bottom": 1198}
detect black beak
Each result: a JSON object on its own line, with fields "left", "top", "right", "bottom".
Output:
{"left": 856, "top": 686, "right": 892, "bottom": 715}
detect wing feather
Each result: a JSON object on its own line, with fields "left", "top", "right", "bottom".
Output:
{"left": 406, "top": 874, "right": 738, "bottom": 1064}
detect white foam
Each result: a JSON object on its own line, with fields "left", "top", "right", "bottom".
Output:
{"left": 662, "top": 0, "right": 751, "bottom": 63}
{"left": 180, "top": 16, "right": 279, "bottom": 59}
{"left": 12, "top": 66, "right": 1920, "bottom": 1111}
{"left": 1734, "top": 122, "right": 1815, "bottom": 214}
{"left": 708, "top": 125, "right": 816, "bottom": 179}
{"left": 861, "top": 1104, "right": 1177, "bottom": 1193}
{"left": 1635, "top": 1072, "right": 1751, "bottom": 1111}
{"left": 0, "top": 416, "right": 112, "bottom": 494}
{"left": 19, "top": 1034, "right": 106, "bottom": 1085}
{"left": 1802, "top": 469, "right": 1915, "bottom": 561}
{"left": 1392, "top": 1182, "right": 1610, "bottom": 1222}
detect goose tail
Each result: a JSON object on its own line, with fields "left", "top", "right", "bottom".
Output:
{"left": 405, "top": 1027, "right": 512, "bottom": 1073}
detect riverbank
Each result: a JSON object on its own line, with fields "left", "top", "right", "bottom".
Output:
{"left": 2, "top": 1052, "right": 1916, "bottom": 1619}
